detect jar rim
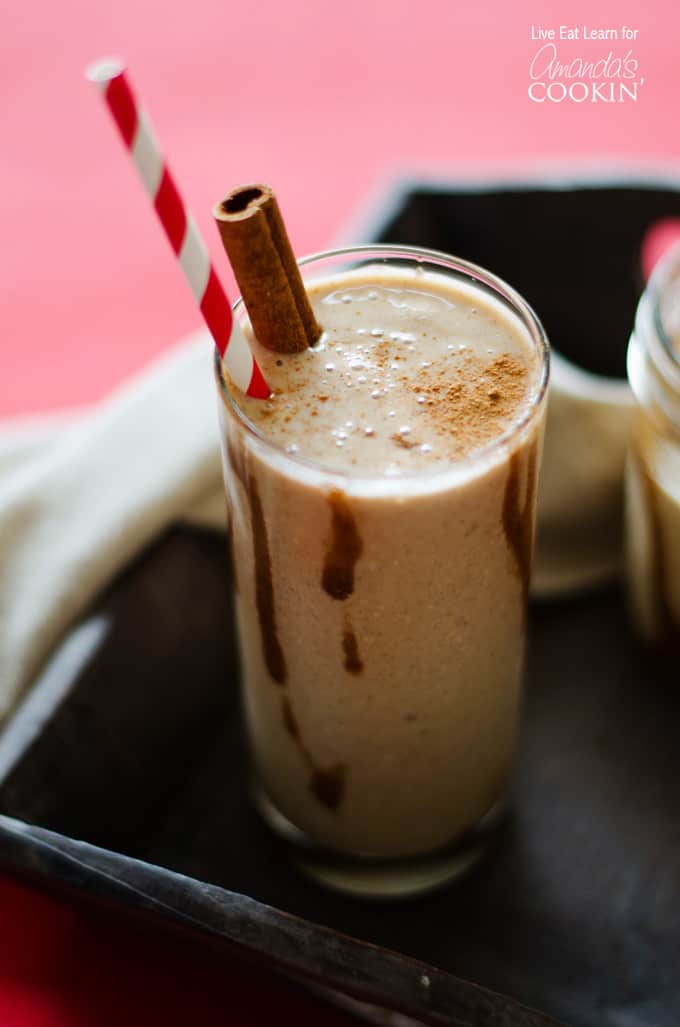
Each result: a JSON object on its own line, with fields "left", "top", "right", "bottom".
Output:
{"left": 650, "top": 241, "right": 680, "bottom": 373}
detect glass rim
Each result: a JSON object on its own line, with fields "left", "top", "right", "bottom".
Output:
{"left": 650, "top": 241, "right": 680, "bottom": 373}
{"left": 214, "top": 243, "right": 550, "bottom": 485}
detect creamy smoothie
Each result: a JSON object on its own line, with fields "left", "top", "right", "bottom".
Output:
{"left": 626, "top": 419, "right": 680, "bottom": 646}
{"left": 626, "top": 256, "right": 680, "bottom": 649}
{"left": 216, "top": 254, "right": 547, "bottom": 861}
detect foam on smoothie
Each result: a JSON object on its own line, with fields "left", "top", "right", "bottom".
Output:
{"left": 229, "top": 266, "right": 538, "bottom": 477}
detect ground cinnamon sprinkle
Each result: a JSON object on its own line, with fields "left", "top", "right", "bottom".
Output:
{"left": 391, "top": 432, "right": 418, "bottom": 449}
{"left": 411, "top": 352, "right": 529, "bottom": 455}
{"left": 231, "top": 277, "right": 534, "bottom": 471}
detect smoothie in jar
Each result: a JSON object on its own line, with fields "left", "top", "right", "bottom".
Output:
{"left": 626, "top": 244, "right": 680, "bottom": 649}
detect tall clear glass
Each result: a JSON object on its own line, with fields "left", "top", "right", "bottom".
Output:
{"left": 214, "top": 245, "right": 549, "bottom": 897}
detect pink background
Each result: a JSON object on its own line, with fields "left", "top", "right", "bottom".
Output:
{"left": 4, "top": 0, "right": 680, "bottom": 418}
{"left": 2, "top": 0, "right": 680, "bottom": 1024}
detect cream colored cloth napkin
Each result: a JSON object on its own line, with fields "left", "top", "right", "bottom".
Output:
{"left": 0, "top": 330, "right": 226, "bottom": 724}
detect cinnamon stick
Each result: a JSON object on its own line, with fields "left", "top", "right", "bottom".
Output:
{"left": 213, "top": 184, "right": 322, "bottom": 354}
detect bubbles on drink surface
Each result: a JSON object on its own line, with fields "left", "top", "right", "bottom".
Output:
{"left": 231, "top": 275, "right": 534, "bottom": 474}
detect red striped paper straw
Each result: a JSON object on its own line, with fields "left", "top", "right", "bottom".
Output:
{"left": 86, "top": 58, "right": 270, "bottom": 399}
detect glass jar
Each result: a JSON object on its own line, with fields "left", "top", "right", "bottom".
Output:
{"left": 625, "top": 243, "right": 680, "bottom": 648}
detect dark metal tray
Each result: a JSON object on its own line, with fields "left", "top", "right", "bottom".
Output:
{"left": 3, "top": 179, "right": 680, "bottom": 1027}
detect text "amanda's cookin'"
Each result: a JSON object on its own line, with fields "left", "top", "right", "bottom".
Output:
{"left": 528, "top": 43, "right": 644, "bottom": 103}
